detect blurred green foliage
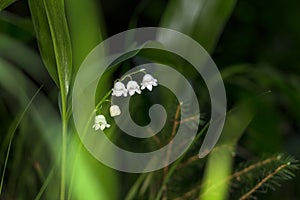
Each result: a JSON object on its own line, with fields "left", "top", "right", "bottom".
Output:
{"left": 0, "top": 0, "right": 300, "bottom": 200}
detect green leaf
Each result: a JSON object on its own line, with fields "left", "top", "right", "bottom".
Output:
{"left": 200, "top": 99, "right": 258, "bottom": 200}
{"left": 160, "top": 0, "right": 237, "bottom": 53}
{"left": 66, "top": 134, "right": 119, "bottom": 200}
{"left": 65, "top": 0, "right": 103, "bottom": 83}
{"left": 28, "top": 0, "right": 72, "bottom": 96}
{"left": 0, "top": 0, "right": 16, "bottom": 10}
{"left": 28, "top": 0, "right": 57, "bottom": 85}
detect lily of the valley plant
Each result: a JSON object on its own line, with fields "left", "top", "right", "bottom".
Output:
{"left": 92, "top": 70, "right": 158, "bottom": 131}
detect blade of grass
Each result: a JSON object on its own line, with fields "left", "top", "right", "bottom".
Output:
{"left": 0, "top": 86, "right": 43, "bottom": 195}
{"left": 34, "top": 164, "right": 56, "bottom": 200}
{"left": 29, "top": 0, "right": 72, "bottom": 199}
{"left": 125, "top": 173, "right": 148, "bottom": 200}
{"left": 70, "top": 147, "right": 113, "bottom": 200}
{"left": 67, "top": 89, "right": 117, "bottom": 200}
{"left": 199, "top": 98, "right": 259, "bottom": 200}
{"left": 192, "top": 0, "right": 237, "bottom": 52}
{"left": 0, "top": 57, "right": 62, "bottom": 198}
{"left": 160, "top": 0, "right": 237, "bottom": 53}
{"left": 29, "top": 0, "right": 72, "bottom": 91}
{"left": 0, "top": 57, "right": 60, "bottom": 156}
{"left": 64, "top": 0, "right": 103, "bottom": 121}
{"left": 28, "top": 0, "right": 57, "bottom": 86}
{"left": 0, "top": 0, "right": 16, "bottom": 10}
{"left": 139, "top": 172, "right": 153, "bottom": 197}
{"left": 65, "top": 0, "right": 103, "bottom": 82}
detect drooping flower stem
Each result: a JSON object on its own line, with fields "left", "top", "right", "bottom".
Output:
{"left": 120, "top": 68, "right": 146, "bottom": 81}
{"left": 96, "top": 90, "right": 112, "bottom": 110}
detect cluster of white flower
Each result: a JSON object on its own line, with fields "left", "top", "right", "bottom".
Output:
{"left": 112, "top": 73, "right": 158, "bottom": 97}
{"left": 92, "top": 70, "right": 158, "bottom": 131}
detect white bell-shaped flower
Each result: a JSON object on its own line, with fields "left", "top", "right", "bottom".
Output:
{"left": 92, "top": 114, "right": 111, "bottom": 131}
{"left": 140, "top": 74, "right": 158, "bottom": 91}
{"left": 110, "top": 105, "right": 121, "bottom": 117}
{"left": 127, "top": 80, "right": 141, "bottom": 96}
{"left": 112, "top": 81, "right": 127, "bottom": 97}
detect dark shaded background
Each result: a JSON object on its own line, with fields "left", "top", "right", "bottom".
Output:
{"left": 1, "top": 0, "right": 300, "bottom": 199}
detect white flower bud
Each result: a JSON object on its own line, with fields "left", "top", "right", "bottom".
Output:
{"left": 110, "top": 105, "right": 121, "bottom": 117}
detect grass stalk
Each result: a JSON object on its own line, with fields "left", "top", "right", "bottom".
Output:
{"left": 0, "top": 86, "right": 42, "bottom": 195}
{"left": 60, "top": 112, "right": 67, "bottom": 200}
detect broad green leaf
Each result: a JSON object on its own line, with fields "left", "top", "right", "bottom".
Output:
{"left": 65, "top": 0, "right": 103, "bottom": 83}
{"left": 0, "top": 0, "right": 15, "bottom": 10}
{"left": 29, "top": 0, "right": 72, "bottom": 97}
{"left": 160, "top": 0, "right": 237, "bottom": 53}
{"left": 28, "top": 0, "right": 57, "bottom": 85}
{"left": 200, "top": 99, "right": 258, "bottom": 200}
{"left": 68, "top": 136, "right": 118, "bottom": 200}
{"left": 193, "top": 0, "right": 237, "bottom": 52}
{"left": 65, "top": 2, "right": 118, "bottom": 199}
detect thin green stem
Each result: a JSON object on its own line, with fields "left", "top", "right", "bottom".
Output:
{"left": 0, "top": 86, "right": 42, "bottom": 195}
{"left": 56, "top": 70, "right": 68, "bottom": 200}
{"left": 120, "top": 68, "right": 146, "bottom": 81}
{"left": 55, "top": 52, "right": 69, "bottom": 200}
{"left": 60, "top": 110, "right": 67, "bottom": 200}
{"left": 58, "top": 86, "right": 68, "bottom": 200}
{"left": 34, "top": 164, "right": 56, "bottom": 200}
{"left": 58, "top": 79, "right": 68, "bottom": 200}
{"left": 121, "top": 75, "right": 133, "bottom": 81}
{"left": 57, "top": 78, "right": 68, "bottom": 200}
{"left": 96, "top": 90, "right": 112, "bottom": 109}
{"left": 40, "top": 0, "right": 71, "bottom": 198}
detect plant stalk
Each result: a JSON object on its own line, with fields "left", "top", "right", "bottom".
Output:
{"left": 60, "top": 112, "right": 67, "bottom": 200}
{"left": 59, "top": 91, "right": 68, "bottom": 200}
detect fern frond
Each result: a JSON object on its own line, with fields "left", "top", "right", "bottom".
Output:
{"left": 230, "top": 154, "right": 299, "bottom": 200}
